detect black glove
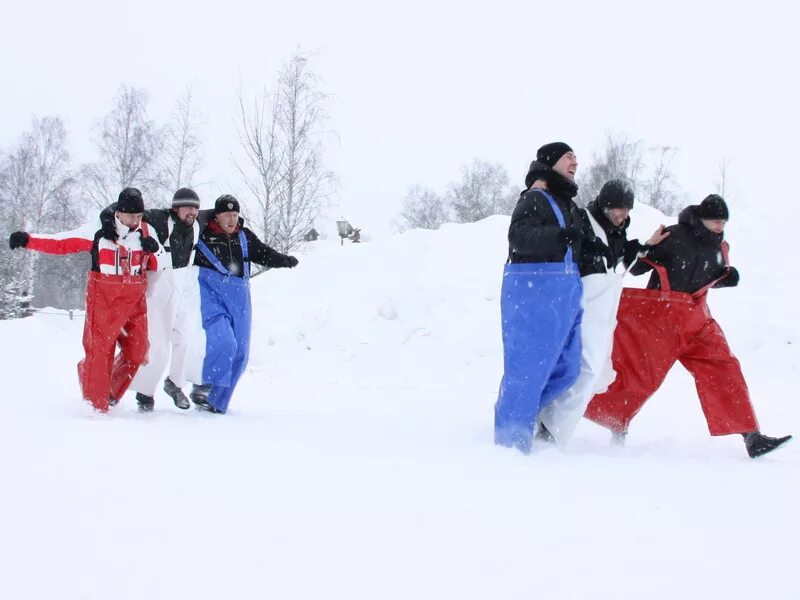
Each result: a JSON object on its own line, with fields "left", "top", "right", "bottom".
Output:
{"left": 100, "top": 211, "right": 118, "bottom": 241}
{"left": 9, "top": 231, "right": 29, "bottom": 250}
{"left": 140, "top": 235, "right": 159, "bottom": 253}
{"left": 282, "top": 255, "right": 299, "bottom": 268}
{"left": 582, "top": 236, "right": 613, "bottom": 266}
{"left": 714, "top": 266, "right": 739, "bottom": 288}
{"left": 558, "top": 227, "right": 583, "bottom": 245}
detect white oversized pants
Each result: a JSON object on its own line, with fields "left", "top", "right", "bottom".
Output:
{"left": 538, "top": 271, "right": 624, "bottom": 445}
{"left": 130, "top": 267, "right": 198, "bottom": 396}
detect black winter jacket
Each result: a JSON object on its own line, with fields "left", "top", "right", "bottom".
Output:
{"left": 579, "top": 201, "right": 643, "bottom": 276}
{"left": 194, "top": 220, "right": 294, "bottom": 277}
{"left": 142, "top": 208, "right": 214, "bottom": 269}
{"left": 508, "top": 163, "right": 591, "bottom": 264}
{"left": 101, "top": 204, "right": 215, "bottom": 269}
{"left": 630, "top": 205, "right": 737, "bottom": 293}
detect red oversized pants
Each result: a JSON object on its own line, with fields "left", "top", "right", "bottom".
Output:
{"left": 584, "top": 265, "right": 758, "bottom": 436}
{"left": 77, "top": 271, "right": 149, "bottom": 411}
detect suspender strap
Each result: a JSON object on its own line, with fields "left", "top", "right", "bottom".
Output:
{"left": 540, "top": 190, "right": 574, "bottom": 266}
{"left": 640, "top": 241, "right": 731, "bottom": 300}
{"left": 195, "top": 229, "right": 250, "bottom": 279}
{"left": 239, "top": 230, "right": 250, "bottom": 280}
{"left": 196, "top": 241, "right": 234, "bottom": 276}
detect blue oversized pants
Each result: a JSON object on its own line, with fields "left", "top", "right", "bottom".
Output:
{"left": 494, "top": 262, "right": 583, "bottom": 453}
{"left": 198, "top": 268, "right": 252, "bottom": 413}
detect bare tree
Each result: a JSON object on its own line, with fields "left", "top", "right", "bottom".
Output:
{"left": 394, "top": 185, "right": 449, "bottom": 232}
{"left": 577, "top": 131, "right": 644, "bottom": 207}
{"left": 81, "top": 85, "right": 164, "bottom": 208}
{"left": 233, "top": 52, "right": 336, "bottom": 253}
{"left": 162, "top": 86, "right": 205, "bottom": 193}
{"left": 448, "top": 159, "right": 512, "bottom": 223}
{"left": 0, "top": 117, "right": 86, "bottom": 316}
{"left": 642, "top": 145, "right": 684, "bottom": 216}
{"left": 273, "top": 52, "right": 336, "bottom": 252}
{"left": 715, "top": 157, "right": 731, "bottom": 199}
{"left": 234, "top": 87, "right": 285, "bottom": 247}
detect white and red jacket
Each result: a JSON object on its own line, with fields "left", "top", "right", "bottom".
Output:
{"left": 26, "top": 215, "right": 166, "bottom": 275}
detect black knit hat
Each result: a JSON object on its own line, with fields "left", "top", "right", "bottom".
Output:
{"left": 536, "top": 142, "right": 573, "bottom": 168}
{"left": 214, "top": 194, "right": 241, "bottom": 214}
{"left": 596, "top": 179, "right": 635, "bottom": 210}
{"left": 698, "top": 194, "right": 729, "bottom": 220}
{"left": 117, "top": 187, "right": 144, "bottom": 214}
{"left": 172, "top": 187, "right": 200, "bottom": 209}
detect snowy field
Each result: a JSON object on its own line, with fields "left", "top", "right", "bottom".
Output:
{"left": 1, "top": 206, "right": 797, "bottom": 599}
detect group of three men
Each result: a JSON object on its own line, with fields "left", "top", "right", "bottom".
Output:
{"left": 495, "top": 141, "right": 792, "bottom": 459}
{"left": 9, "top": 187, "right": 298, "bottom": 414}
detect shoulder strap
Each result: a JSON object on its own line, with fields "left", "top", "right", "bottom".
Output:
{"left": 639, "top": 257, "right": 671, "bottom": 293}
{"left": 189, "top": 220, "right": 200, "bottom": 266}
{"left": 539, "top": 190, "right": 573, "bottom": 266}
{"left": 196, "top": 240, "right": 234, "bottom": 277}
{"left": 239, "top": 229, "right": 250, "bottom": 280}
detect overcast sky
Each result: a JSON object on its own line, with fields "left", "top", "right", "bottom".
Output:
{"left": 2, "top": 0, "right": 798, "bottom": 236}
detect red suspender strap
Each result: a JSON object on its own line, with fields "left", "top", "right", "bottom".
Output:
{"left": 639, "top": 257, "right": 671, "bottom": 292}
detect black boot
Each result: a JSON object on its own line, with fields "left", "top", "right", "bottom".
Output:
{"left": 190, "top": 384, "right": 221, "bottom": 413}
{"left": 136, "top": 393, "right": 155, "bottom": 412}
{"left": 534, "top": 422, "right": 555, "bottom": 444}
{"left": 163, "top": 377, "right": 191, "bottom": 410}
{"left": 743, "top": 432, "right": 792, "bottom": 459}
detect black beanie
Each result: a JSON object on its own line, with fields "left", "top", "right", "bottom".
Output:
{"left": 536, "top": 142, "right": 573, "bottom": 168}
{"left": 117, "top": 187, "right": 145, "bottom": 214}
{"left": 697, "top": 194, "right": 729, "bottom": 220}
{"left": 172, "top": 187, "right": 200, "bottom": 209}
{"left": 596, "top": 179, "right": 635, "bottom": 210}
{"left": 214, "top": 194, "right": 241, "bottom": 214}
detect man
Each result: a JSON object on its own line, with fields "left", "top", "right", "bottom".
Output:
{"left": 584, "top": 194, "right": 792, "bottom": 458}
{"left": 495, "top": 142, "right": 607, "bottom": 453}
{"left": 101, "top": 188, "right": 214, "bottom": 411}
{"left": 537, "top": 180, "right": 669, "bottom": 444}
{"left": 186, "top": 194, "right": 298, "bottom": 414}
{"left": 8, "top": 188, "right": 164, "bottom": 412}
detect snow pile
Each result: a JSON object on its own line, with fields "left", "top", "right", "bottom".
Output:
{"left": 0, "top": 205, "right": 796, "bottom": 599}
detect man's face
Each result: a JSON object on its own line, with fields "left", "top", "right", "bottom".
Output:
{"left": 701, "top": 218, "right": 726, "bottom": 234}
{"left": 216, "top": 211, "right": 239, "bottom": 235}
{"left": 552, "top": 152, "right": 578, "bottom": 182}
{"left": 116, "top": 211, "right": 143, "bottom": 230}
{"left": 605, "top": 207, "right": 630, "bottom": 227}
{"left": 176, "top": 206, "right": 199, "bottom": 226}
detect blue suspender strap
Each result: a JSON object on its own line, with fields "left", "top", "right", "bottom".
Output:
{"left": 540, "top": 191, "right": 574, "bottom": 266}
{"left": 196, "top": 240, "right": 234, "bottom": 277}
{"left": 238, "top": 230, "right": 250, "bottom": 280}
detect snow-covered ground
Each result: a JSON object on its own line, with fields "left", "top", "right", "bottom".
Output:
{"left": 1, "top": 205, "right": 797, "bottom": 599}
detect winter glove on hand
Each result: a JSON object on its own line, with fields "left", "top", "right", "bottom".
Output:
{"left": 714, "top": 266, "right": 740, "bottom": 288}
{"left": 9, "top": 231, "right": 29, "bottom": 250}
{"left": 281, "top": 255, "right": 299, "bottom": 268}
{"left": 558, "top": 227, "right": 584, "bottom": 245}
{"left": 582, "top": 236, "right": 614, "bottom": 267}
{"left": 140, "top": 236, "right": 159, "bottom": 253}
{"left": 100, "top": 212, "right": 118, "bottom": 241}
